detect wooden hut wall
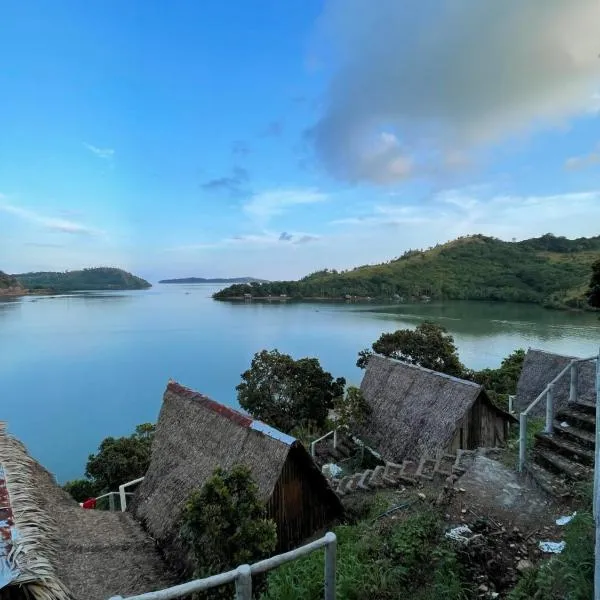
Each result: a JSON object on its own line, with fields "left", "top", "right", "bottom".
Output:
{"left": 267, "top": 446, "right": 340, "bottom": 550}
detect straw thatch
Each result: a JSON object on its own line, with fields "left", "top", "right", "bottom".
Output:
{"left": 358, "top": 355, "right": 513, "bottom": 462}
{"left": 514, "top": 348, "right": 597, "bottom": 418}
{"left": 132, "top": 381, "right": 342, "bottom": 574}
{"left": 0, "top": 424, "right": 174, "bottom": 600}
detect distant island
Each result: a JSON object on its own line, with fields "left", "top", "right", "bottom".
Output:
{"left": 13, "top": 267, "right": 151, "bottom": 293}
{"left": 213, "top": 233, "right": 600, "bottom": 309}
{"left": 159, "top": 277, "right": 268, "bottom": 284}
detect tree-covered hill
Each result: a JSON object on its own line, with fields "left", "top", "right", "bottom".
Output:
{"left": 213, "top": 234, "right": 600, "bottom": 308}
{"left": 0, "top": 271, "right": 24, "bottom": 293}
{"left": 16, "top": 267, "right": 151, "bottom": 292}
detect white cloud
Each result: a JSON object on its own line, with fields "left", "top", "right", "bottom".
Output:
{"left": 243, "top": 188, "right": 328, "bottom": 223}
{"left": 0, "top": 202, "right": 102, "bottom": 236}
{"left": 565, "top": 145, "right": 600, "bottom": 169}
{"left": 312, "top": 0, "right": 600, "bottom": 183}
{"left": 84, "top": 143, "right": 115, "bottom": 160}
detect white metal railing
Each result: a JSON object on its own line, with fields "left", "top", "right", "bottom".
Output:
{"left": 594, "top": 350, "right": 600, "bottom": 600}
{"left": 119, "top": 477, "right": 145, "bottom": 511}
{"left": 310, "top": 429, "right": 339, "bottom": 457}
{"left": 518, "top": 355, "right": 598, "bottom": 472}
{"left": 108, "top": 531, "right": 337, "bottom": 600}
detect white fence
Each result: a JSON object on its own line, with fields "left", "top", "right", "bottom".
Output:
{"left": 108, "top": 531, "right": 337, "bottom": 600}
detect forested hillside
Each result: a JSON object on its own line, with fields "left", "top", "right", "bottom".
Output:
{"left": 16, "top": 267, "right": 151, "bottom": 292}
{"left": 0, "top": 271, "right": 24, "bottom": 294}
{"left": 214, "top": 234, "right": 600, "bottom": 308}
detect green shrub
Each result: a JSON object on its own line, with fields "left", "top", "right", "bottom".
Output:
{"left": 181, "top": 464, "right": 277, "bottom": 599}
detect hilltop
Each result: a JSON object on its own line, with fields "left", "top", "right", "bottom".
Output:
{"left": 15, "top": 267, "right": 151, "bottom": 292}
{"left": 214, "top": 234, "right": 600, "bottom": 308}
{"left": 159, "top": 276, "right": 267, "bottom": 284}
{"left": 0, "top": 271, "right": 25, "bottom": 296}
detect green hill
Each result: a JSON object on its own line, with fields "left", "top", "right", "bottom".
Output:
{"left": 0, "top": 271, "right": 24, "bottom": 294}
{"left": 213, "top": 234, "right": 600, "bottom": 308}
{"left": 16, "top": 267, "right": 151, "bottom": 292}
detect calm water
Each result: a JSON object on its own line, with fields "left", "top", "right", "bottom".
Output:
{"left": 1, "top": 284, "right": 598, "bottom": 482}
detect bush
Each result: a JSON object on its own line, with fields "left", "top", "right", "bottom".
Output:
{"left": 181, "top": 465, "right": 277, "bottom": 599}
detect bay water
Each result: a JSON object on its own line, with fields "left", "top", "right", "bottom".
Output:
{"left": 1, "top": 283, "right": 598, "bottom": 482}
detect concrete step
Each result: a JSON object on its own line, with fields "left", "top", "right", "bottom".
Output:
{"left": 556, "top": 407, "right": 596, "bottom": 433}
{"left": 533, "top": 447, "right": 593, "bottom": 481}
{"left": 570, "top": 400, "right": 596, "bottom": 415}
{"left": 554, "top": 420, "right": 595, "bottom": 449}
{"left": 523, "top": 461, "right": 572, "bottom": 498}
{"left": 535, "top": 432, "right": 595, "bottom": 465}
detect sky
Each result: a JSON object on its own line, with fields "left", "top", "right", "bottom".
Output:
{"left": 1, "top": 0, "right": 599, "bottom": 281}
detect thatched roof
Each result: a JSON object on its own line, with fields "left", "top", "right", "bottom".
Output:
{"left": 515, "top": 348, "right": 597, "bottom": 418}
{"left": 358, "top": 355, "right": 511, "bottom": 461}
{"left": 132, "top": 381, "right": 341, "bottom": 573}
{"left": 0, "top": 424, "right": 173, "bottom": 600}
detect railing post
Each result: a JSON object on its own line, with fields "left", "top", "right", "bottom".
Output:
{"left": 570, "top": 361, "right": 578, "bottom": 404}
{"left": 109, "top": 492, "right": 115, "bottom": 512}
{"left": 545, "top": 383, "right": 554, "bottom": 434}
{"left": 333, "top": 428, "right": 338, "bottom": 450}
{"left": 235, "top": 564, "right": 252, "bottom": 600}
{"left": 119, "top": 484, "right": 127, "bottom": 512}
{"left": 594, "top": 351, "right": 600, "bottom": 600}
{"left": 518, "top": 413, "right": 527, "bottom": 472}
{"left": 508, "top": 395, "right": 514, "bottom": 414}
{"left": 324, "top": 532, "right": 336, "bottom": 600}
{"left": 310, "top": 441, "right": 316, "bottom": 457}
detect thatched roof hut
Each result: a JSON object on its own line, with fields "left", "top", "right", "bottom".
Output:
{"left": 514, "top": 348, "right": 597, "bottom": 418}
{"left": 358, "top": 355, "right": 513, "bottom": 462}
{"left": 132, "top": 381, "right": 343, "bottom": 574}
{"left": 0, "top": 424, "right": 173, "bottom": 600}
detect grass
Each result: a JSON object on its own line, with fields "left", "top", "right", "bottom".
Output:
{"left": 260, "top": 497, "right": 471, "bottom": 600}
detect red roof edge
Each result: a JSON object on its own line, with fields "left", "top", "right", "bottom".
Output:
{"left": 166, "top": 381, "right": 253, "bottom": 428}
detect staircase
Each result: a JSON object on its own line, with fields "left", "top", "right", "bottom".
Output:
{"left": 312, "top": 430, "right": 360, "bottom": 469}
{"left": 527, "top": 399, "right": 595, "bottom": 497}
{"left": 328, "top": 450, "right": 475, "bottom": 497}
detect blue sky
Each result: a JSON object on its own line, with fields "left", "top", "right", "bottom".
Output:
{"left": 1, "top": 0, "right": 599, "bottom": 281}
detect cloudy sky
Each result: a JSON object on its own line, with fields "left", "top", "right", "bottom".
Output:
{"left": 1, "top": 1, "right": 599, "bottom": 281}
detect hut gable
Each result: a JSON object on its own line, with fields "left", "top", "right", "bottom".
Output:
{"left": 515, "top": 348, "right": 597, "bottom": 417}
{"left": 132, "top": 381, "right": 342, "bottom": 568}
{"left": 358, "top": 355, "right": 511, "bottom": 462}
{"left": 0, "top": 424, "right": 172, "bottom": 600}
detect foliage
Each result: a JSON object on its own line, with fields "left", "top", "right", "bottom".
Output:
{"left": 357, "top": 321, "right": 466, "bottom": 378}
{"left": 0, "top": 271, "right": 22, "bottom": 290}
{"left": 333, "top": 386, "right": 371, "bottom": 430}
{"left": 237, "top": 349, "right": 346, "bottom": 433}
{"left": 15, "top": 267, "right": 151, "bottom": 291}
{"left": 62, "top": 478, "right": 100, "bottom": 502}
{"left": 508, "top": 511, "right": 594, "bottom": 600}
{"left": 261, "top": 506, "right": 469, "bottom": 600}
{"left": 471, "top": 349, "right": 525, "bottom": 410}
{"left": 588, "top": 258, "right": 600, "bottom": 307}
{"left": 181, "top": 465, "right": 277, "bottom": 599}
{"left": 214, "top": 234, "right": 600, "bottom": 307}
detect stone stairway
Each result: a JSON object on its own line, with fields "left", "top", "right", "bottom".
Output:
{"left": 313, "top": 431, "right": 359, "bottom": 469}
{"left": 329, "top": 449, "right": 475, "bottom": 497}
{"left": 527, "top": 398, "right": 595, "bottom": 497}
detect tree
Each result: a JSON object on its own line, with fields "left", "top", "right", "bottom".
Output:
{"left": 333, "top": 386, "right": 371, "bottom": 430}
{"left": 63, "top": 478, "right": 100, "bottom": 502}
{"left": 471, "top": 349, "right": 525, "bottom": 410}
{"left": 84, "top": 422, "right": 155, "bottom": 493}
{"left": 588, "top": 259, "right": 600, "bottom": 308}
{"left": 357, "top": 321, "right": 466, "bottom": 378}
{"left": 237, "top": 350, "right": 346, "bottom": 433}
{"left": 181, "top": 465, "right": 277, "bottom": 598}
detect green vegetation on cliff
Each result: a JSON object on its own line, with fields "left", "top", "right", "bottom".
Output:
{"left": 213, "top": 234, "right": 600, "bottom": 308}
{"left": 0, "top": 271, "right": 23, "bottom": 291}
{"left": 16, "top": 267, "right": 151, "bottom": 291}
